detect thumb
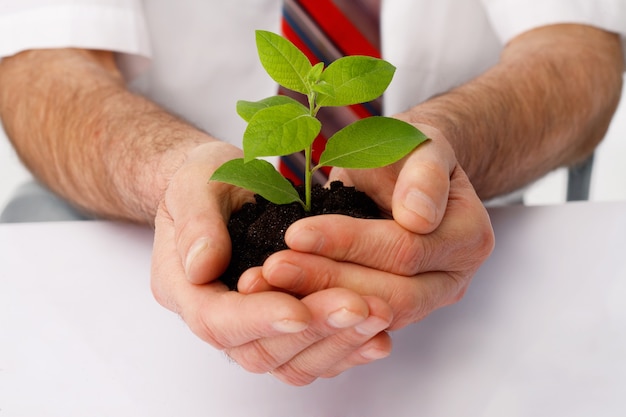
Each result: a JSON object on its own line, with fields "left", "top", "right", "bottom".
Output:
{"left": 165, "top": 143, "right": 251, "bottom": 284}
{"left": 391, "top": 125, "right": 456, "bottom": 234}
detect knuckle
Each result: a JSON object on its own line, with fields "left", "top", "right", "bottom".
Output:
{"left": 448, "top": 208, "right": 495, "bottom": 271}
{"left": 459, "top": 219, "right": 495, "bottom": 269}
{"left": 387, "top": 285, "right": 431, "bottom": 329}
{"left": 387, "top": 232, "right": 426, "bottom": 275}
{"left": 290, "top": 254, "right": 335, "bottom": 292}
{"left": 477, "top": 222, "right": 496, "bottom": 259}
{"left": 328, "top": 220, "right": 359, "bottom": 260}
{"left": 467, "top": 206, "right": 495, "bottom": 260}
{"left": 346, "top": 220, "right": 426, "bottom": 276}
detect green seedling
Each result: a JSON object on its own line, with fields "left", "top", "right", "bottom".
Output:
{"left": 210, "top": 30, "right": 428, "bottom": 211}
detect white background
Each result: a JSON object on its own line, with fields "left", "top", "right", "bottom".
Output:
{"left": 2, "top": 201, "right": 626, "bottom": 417}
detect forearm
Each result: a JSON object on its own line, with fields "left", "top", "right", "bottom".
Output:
{"left": 0, "top": 48, "right": 218, "bottom": 222}
{"left": 398, "top": 24, "right": 624, "bottom": 199}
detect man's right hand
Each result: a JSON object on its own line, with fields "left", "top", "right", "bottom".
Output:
{"left": 150, "top": 142, "right": 394, "bottom": 386}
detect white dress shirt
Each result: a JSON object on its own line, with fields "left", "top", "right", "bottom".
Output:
{"left": 1, "top": 0, "right": 625, "bottom": 148}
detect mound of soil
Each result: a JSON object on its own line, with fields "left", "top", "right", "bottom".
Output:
{"left": 219, "top": 181, "right": 381, "bottom": 290}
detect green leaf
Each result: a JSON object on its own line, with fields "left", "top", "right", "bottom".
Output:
{"left": 237, "top": 96, "right": 300, "bottom": 122}
{"left": 307, "top": 62, "right": 325, "bottom": 85}
{"left": 243, "top": 102, "right": 321, "bottom": 162}
{"left": 311, "top": 80, "right": 335, "bottom": 97}
{"left": 316, "top": 56, "right": 395, "bottom": 107}
{"left": 210, "top": 158, "right": 302, "bottom": 205}
{"left": 318, "top": 116, "right": 428, "bottom": 168}
{"left": 256, "top": 30, "right": 312, "bottom": 95}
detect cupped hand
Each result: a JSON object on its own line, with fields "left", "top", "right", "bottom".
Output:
{"left": 150, "top": 142, "right": 393, "bottom": 385}
{"left": 238, "top": 127, "right": 495, "bottom": 330}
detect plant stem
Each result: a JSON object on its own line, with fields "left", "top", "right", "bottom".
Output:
{"left": 302, "top": 90, "right": 320, "bottom": 212}
{"left": 304, "top": 145, "right": 313, "bottom": 211}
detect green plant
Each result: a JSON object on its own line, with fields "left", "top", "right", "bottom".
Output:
{"left": 210, "top": 30, "right": 428, "bottom": 211}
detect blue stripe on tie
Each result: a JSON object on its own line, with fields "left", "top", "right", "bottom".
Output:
{"left": 281, "top": 152, "right": 306, "bottom": 183}
{"left": 282, "top": 5, "right": 335, "bottom": 65}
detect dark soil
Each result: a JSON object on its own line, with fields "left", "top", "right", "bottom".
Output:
{"left": 219, "top": 181, "right": 381, "bottom": 290}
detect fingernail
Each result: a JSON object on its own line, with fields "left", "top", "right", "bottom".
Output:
{"left": 360, "top": 346, "right": 390, "bottom": 360}
{"left": 185, "top": 238, "right": 209, "bottom": 279}
{"left": 287, "top": 228, "right": 324, "bottom": 253}
{"left": 272, "top": 319, "right": 308, "bottom": 333}
{"left": 267, "top": 262, "right": 304, "bottom": 282}
{"left": 264, "top": 262, "right": 305, "bottom": 290}
{"left": 355, "top": 316, "right": 389, "bottom": 336}
{"left": 236, "top": 272, "right": 263, "bottom": 293}
{"left": 327, "top": 308, "right": 365, "bottom": 328}
{"left": 403, "top": 189, "right": 437, "bottom": 225}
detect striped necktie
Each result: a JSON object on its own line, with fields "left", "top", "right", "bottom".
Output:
{"left": 278, "top": 0, "right": 382, "bottom": 185}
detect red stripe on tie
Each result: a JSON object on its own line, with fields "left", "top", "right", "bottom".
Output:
{"left": 349, "top": 103, "right": 376, "bottom": 119}
{"left": 280, "top": 19, "right": 321, "bottom": 65}
{"left": 298, "top": 0, "right": 380, "bottom": 58}
{"left": 279, "top": 0, "right": 381, "bottom": 185}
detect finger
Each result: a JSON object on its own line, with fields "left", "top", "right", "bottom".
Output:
{"left": 331, "top": 124, "right": 456, "bottom": 233}
{"left": 391, "top": 127, "right": 456, "bottom": 234}
{"left": 152, "top": 205, "right": 311, "bottom": 350}
{"left": 282, "top": 168, "right": 493, "bottom": 277}
{"left": 267, "top": 295, "right": 393, "bottom": 386}
{"left": 283, "top": 216, "right": 431, "bottom": 277}
{"left": 225, "top": 288, "right": 370, "bottom": 375}
{"left": 163, "top": 142, "right": 251, "bottom": 284}
{"left": 320, "top": 331, "right": 392, "bottom": 379}
{"left": 238, "top": 266, "right": 278, "bottom": 294}
{"left": 261, "top": 250, "right": 469, "bottom": 330}
{"left": 184, "top": 288, "right": 312, "bottom": 349}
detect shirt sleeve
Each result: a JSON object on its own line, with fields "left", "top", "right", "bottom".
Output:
{"left": 481, "top": 0, "right": 626, "bottom": 65}
{"left": 0, "top": 0, "right": 151, "bottom": 58}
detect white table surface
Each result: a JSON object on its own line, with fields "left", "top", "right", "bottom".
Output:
{"left": 1, "top": 201, "right": 626, "bottom": 417}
